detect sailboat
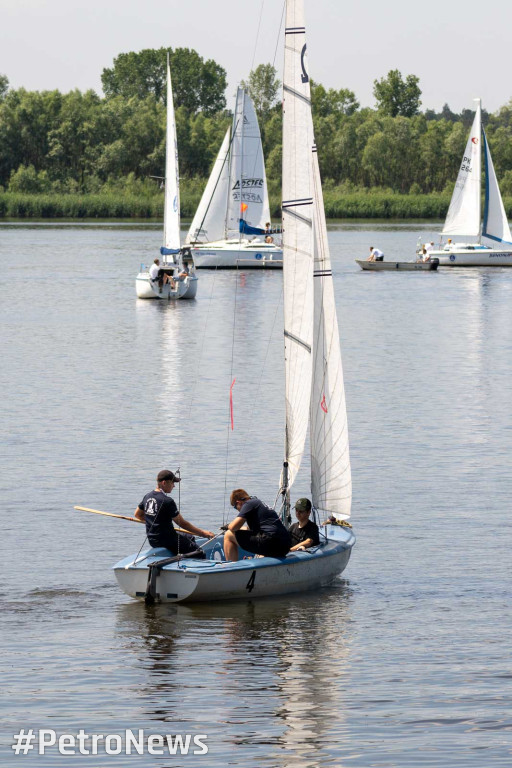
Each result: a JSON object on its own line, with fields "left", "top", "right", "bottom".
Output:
{"left": 185, "top": 87, "right": 283, "bottom": 269}
{"left": 429, "top": 99, "right": 512, "bottom": 267}
{"left": 136, "top": 55, "right": 198, "bottom": 299}
{"left": 113, "top": 0, "right": 355, "bottom": 602}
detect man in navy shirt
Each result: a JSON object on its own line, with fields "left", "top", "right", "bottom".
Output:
{"left": 224, "top": 488, "right": 291, "bottom": 561}
{"left": 134, "top": 469, "right": 215, "bottom": 555}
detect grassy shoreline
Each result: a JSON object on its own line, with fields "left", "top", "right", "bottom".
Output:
{"left": 1, "top": 191, "right": 511, "bottom": 220}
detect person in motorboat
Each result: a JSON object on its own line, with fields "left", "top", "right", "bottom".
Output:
{"left": 368, "top": 246, "right": 384, "bottom": 261}
{"left": 134, "top": 470, "right": 215, "bottom": 557}
{"left": 224, "top": 489, "right": 292, "bottom": 561}
{"left": 289, "top": 498, "right": 320, "bottom": 551}
{"left": 149, "top": 259, "right": 174, "bottom": 293}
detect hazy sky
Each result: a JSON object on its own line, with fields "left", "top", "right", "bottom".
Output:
{"left": 2, "top": 0, "right": 511, "bottom": 113}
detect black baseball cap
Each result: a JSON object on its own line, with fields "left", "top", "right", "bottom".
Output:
{"left": 157, "top": 470, "right": 180, "bottom": 483}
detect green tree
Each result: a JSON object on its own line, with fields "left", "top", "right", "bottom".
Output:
{"left": 241, "top": 64, "right": 280, "bottom": 123}
{"left": 102, "top": 48, "right": 227, "bottom": 115}
{"left": 311, "top": 81, "right": 359, "bottom": 118}
{"left": 373, "top": 70, "right": 421, "bottom": 117}
{"left": 0, "top": 74, "right": 8, "bottom": 99}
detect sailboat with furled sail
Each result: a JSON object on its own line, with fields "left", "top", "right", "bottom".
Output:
{"left": 113, "top": 0, "right": 355, "bottom": 602}
{"left": 429, "top": 99, "right": 512, "bottom": 266}
{"left": 136, "top": 54, "right": 198, "bottom": 299}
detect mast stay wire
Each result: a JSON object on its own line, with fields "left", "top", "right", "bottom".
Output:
{"left": 232, "top": 281, "right": 284, "bottom": 489}
{"left": 223, "top": 267, "right": 241, "bottom": 524}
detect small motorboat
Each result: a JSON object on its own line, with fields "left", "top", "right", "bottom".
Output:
{"left": 356, "top": 258, "right": 439, "bottom": 271}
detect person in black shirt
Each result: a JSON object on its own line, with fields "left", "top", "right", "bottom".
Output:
{"left": 224, "top": 488, "right": 291, "bottom": 561}
{"left": 289, "top": 498, "right": 320, "bottom": 551}
{"left": 134, "top": 469, "right": 215, "bottom": 555}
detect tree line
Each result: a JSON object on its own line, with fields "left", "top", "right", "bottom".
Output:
{"left": 1, "top": 48, "right": 512, "bottom": 202}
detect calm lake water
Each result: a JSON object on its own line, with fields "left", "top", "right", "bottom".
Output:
{"left": 1, "top": 221, "right": 511, "bottom": 767}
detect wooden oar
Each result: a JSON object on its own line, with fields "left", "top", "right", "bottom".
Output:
{"left": 75, "top": 506, "right": 143, "bottom": 523}
{"left": 74, "top": 506, "right": 190, "bottom": 535}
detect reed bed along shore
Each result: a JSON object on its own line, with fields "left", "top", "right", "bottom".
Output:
{"left": 1, "top": 189, "right": 511, "bottom": 221}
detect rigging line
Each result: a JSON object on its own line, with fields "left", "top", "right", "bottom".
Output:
{"left": 223, "top": 270, "right": 240, "bottom": 523}
{"left": 250, "top": 0, "right": 265, "bottom": 74}
{"left": 233, "top": 280, "right": 284, "bottom": 487}
{"left": 272, "top": 2, "right": 286, "bottom": 70}
{"left": 185, "top": 268, "right": 220, "bottom": 421}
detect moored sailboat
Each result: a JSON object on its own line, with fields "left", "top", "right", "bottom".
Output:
{"left": 114, "top": 0, "right": 354, "bottom": 602}
{"left": 429, "top": 99, "right": 512, "bottom": 267}
{"left": 185, "top": 87, "right": 283, "bottom": 269}
{"left": 136, "top": 55, "right": 198, "bottom": 299}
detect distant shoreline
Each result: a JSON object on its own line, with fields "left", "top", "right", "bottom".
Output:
{"left": 1, "top": 191, "right": 510, "bottom": 220}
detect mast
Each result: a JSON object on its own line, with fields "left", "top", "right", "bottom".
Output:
{"left": 239, "top": 89, "right": 245, "bottom": 244}
{"left": 224, "top": 89, "right": 240, "bottom": 239}
{"left": 281, "top": 0, "right": 314, "bottom": 510}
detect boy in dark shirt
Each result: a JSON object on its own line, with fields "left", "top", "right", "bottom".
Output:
{"left": 224, "top": 488, "right": 291, "bottom": 561}
{"left": 289, "top": 498, "right": 320, "bottom": 551}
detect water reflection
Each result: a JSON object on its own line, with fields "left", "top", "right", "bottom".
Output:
{"left": 115, "top": 581, "right": 354, "bottom": 766}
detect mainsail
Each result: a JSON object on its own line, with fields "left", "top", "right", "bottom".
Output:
{"left": 442, "top": 100, "right": 481, "bottom": 237}
{"left": 281, "top": 0, "right": 314, "bottom": 490}
{"left": 226, "top": 87, "right": 271, "bottom": 237}
{"left": 310, "top": 143, "right": 352, "bottom": 520}
{"left": 186, "top": 90, "right": 270, "bottom": 245}
{"left": 482, "top": 127, "right": 512, "bottom": 244}
{"left": 186, "top": 129, "right": 231, "bottom": 244}
{"left": 162, "top": 56, "right": 181, "bottom": 254}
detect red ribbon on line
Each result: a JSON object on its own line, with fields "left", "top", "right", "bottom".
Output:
{"left": 230, "top": 378, "right": 236, "bottom": 430}
{"left": 321, "top": 394, "right": 328, "bottom": 413}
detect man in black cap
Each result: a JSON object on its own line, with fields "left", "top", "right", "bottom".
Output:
{"left": 134, "top": 470, "right": 215, "bottom": 555}
{"left": 289, "top": 498, "right": 320, "bottom": 551}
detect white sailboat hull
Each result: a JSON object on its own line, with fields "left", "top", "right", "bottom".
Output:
{"left": 192, "top": 240, "right": 283, "bottom": 269}
{"left": 113, "top": 525, "right": 354, "bottom": 603}
{"left": 433, "top": 247, "right": 512, "bottom": 266}
{"left": 356, "top": 259, "right": 439, "bottom": 271}
{"left": 135, "top": 272, "right": 198, "bottom": 299}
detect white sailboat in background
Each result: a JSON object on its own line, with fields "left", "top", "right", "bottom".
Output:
{"left": 186, "top": 87, "right": 283, "bottom": 269}
{"left": 114, "top": 0, "right": 354, "bottom": 603}
{"left": 429, "top": 99, "right": 512, "bottom": 266}
{"left": 136, "top": 55, "right": 198, "bottom": 299}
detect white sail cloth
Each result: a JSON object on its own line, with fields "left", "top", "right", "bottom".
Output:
{"left": 482, "top": 128, "right": 512, "bottom": 244}
{"left": 310, "top": 144, "right": 351, "bottom": 520}
{"left": 442, "top": 101, "right": 481, "bottom": 237}
{"left": 226, "top": 88, "right": 271, "bottom": 236}
{"left": 282, "top": 0, "right": 314, "bottom": 489}
{"left": 186, "top": 90, "right": 271, "bottom": 245}
{"left": 163, "top": 57, "right": 181, "bottom": 252}
{"left": 186, "top": 129, "right": 230, "bottom": 244}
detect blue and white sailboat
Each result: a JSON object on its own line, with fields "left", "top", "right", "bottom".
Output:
{"left": 114, "top": 0, "right": 354, "bottom": 602}
{"left": 136, "top": 55, "right": 198, "bottom": 299}
{"left": 431, "top": 99, "right": 512, "bottom": 266}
